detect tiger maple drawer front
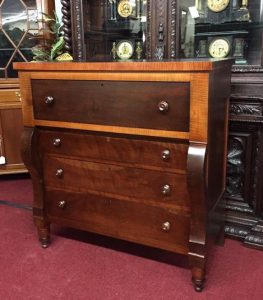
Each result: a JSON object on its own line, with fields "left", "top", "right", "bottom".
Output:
{"left": 46, "top": 189, "right": 190, "bottom": 254}
{"left": 31, "top": 80, "right": 190, "bottom": 132}
{"left": 38, "top": 129, "right": 188, "bottom": 171}
{"left": 43, "top": 155, "right": 189, "bottom": 207}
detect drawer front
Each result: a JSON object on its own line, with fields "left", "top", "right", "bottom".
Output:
{"left": 43, "top": 155, "right": 189, "bottom": 208}
{"left": 32, "top": 80, "right": 190, "bottom": 132}
{"left": 0, "top": 89, "right": 20, "bottom": 103}
{"left": 46, "top": 189, "right": 190, "bottom": 254}
{"left": 38, "top": 129, "right": 188, "bottom": 171}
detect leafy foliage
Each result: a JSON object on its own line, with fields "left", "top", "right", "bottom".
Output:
{"left": 31, "top": 12, "right": 71, "bottom": 62}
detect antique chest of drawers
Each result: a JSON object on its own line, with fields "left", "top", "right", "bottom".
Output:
{"left": 14, "top": 60, "right": 232, "bottom": 291}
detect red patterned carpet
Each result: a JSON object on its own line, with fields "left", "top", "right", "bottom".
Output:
{"left": 0, "top": 175, "right": 263, "bottom": 299}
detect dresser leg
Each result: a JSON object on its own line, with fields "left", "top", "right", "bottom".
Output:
{"left": 36, "top": 222, "right": 50, "bottom": 248}
{"left": 191, "top": 267, "right": 205, "bottom": 292}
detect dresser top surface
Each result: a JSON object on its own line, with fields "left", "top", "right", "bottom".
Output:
{"left": 13, "top": 59, "right": 233, "bottom": 73}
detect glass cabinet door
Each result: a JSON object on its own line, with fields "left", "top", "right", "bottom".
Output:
{"left": 84, "top": 0, "right": 147, "bottom": 61}
{"left": 178, "top": 0, "right": 263, "bottom": 66}
{"left": 68, "top": 0, "right": 149, "bottom": 61}
{"left": 0, "top": 0, "right": 44, "bottom": 78}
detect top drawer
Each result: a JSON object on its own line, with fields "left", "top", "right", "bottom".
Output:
{"left": 31, "top": 80, "right": 190, "bottom": 132}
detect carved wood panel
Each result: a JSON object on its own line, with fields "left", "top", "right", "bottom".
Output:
{"left": 225, "top": 94, "right": 263, "bottom": 250}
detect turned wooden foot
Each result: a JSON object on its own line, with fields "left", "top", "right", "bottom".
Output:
{"left": 191, "top": 267, "right": 205, "bottom": 292}
{"left": 192, "top": 277, "right": 204, "bottom": 292}
{"left": 36, "top": 222, "right": 50, "bottom": 248}
{"left": 40, "top": 237, "right": 50, "bottom": 248}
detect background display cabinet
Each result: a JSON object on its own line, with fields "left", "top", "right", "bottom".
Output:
{"left": 0, "top": 0, "right": 54, "bottom": 174}
{"left": 61, "top": 0, "right": 263, "bottom": 250}
{"left": 177, "top": 0, "right": 263, "bottom": 249}
{"left": 63, "top": 0, "right": 182, "bottom": 61}
{"left": 62, "top": 0, "right": 263, "bottom": 65}
{"left": 179, "top": 0, "right": 262, "bottom": 65}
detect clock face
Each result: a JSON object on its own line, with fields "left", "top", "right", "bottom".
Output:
{"left": 116, "top": 40, "right": 134, "bottom": 59}
{"left": 117, "top": 0, "right": 133, "bottom": 18}
{"left": 209, "top": 38, "right": 230, "bottom": 58}
{"left": 207, "top": 0, "right": 230, "bottom": 12}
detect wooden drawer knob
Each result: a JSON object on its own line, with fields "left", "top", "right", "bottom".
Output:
{"left": 158, "top": 100, "right": 169, "bottom": 113}
{"left": 53, "top": 138, "right": 61, "bottom": 147}
{"left": 162, "top": 149, "right": 170, "bottom": 161}
{"left": 45, "top": 96, "right": 55, "bottom": 105}
{"left": 58, "top": 200, "right": 66, "bottom": 209}
{"left": 56, "top": 168, "right": 64, "bottom": 177}
{"left": 161, "top": 221, "right": 171, "bottom": 232}
{"left": 162, "top": 184, "right": 171, "bottom": 196}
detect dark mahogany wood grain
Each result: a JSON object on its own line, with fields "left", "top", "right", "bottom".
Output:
{"left": 187, "top": 142, "right": 207, "bottom": 292}
{"left": 45, "top": 189, "right": 190, "bottom": 255}
{"left": 21, "top": 127, "right": 50, "bottom": 248}
{"left": 32, "top": 80, "right": 190, "bottom": 132}
{"left": 42, "top": 154, "right": 190, "bottom": 209}
{"left": 37, "top": 129, "right": 189, "bottom": 172}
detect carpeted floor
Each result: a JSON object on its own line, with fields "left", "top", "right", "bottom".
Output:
{"left": 1, "top": 175, "right": 263, "bottom": 299}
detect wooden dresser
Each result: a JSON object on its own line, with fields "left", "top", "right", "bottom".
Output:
{"left": 0, "top": 80, "right": 27, "bottom": 174}
{"left": 14, "top": 60, "right": 232, "bottom": 291}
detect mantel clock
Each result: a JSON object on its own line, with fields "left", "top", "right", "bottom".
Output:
{"left": 197, "top": 0, "right": 250, "bottom": 23}
{"left": 188, "top": 0, "right": 252, "bottom": 64}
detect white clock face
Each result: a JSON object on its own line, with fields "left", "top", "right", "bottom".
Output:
{"left": 209, "top": 38, "right": 230, "bottom": 58}
{"left": 207, "top": 0, "right": 230, "bottom": 12}
{"left": 116, "top": 40, "right": 134, "bottom": 60}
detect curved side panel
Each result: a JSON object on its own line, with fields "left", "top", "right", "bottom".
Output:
{"left": 186, "top": 142, "right": 207, "bottom": 292}
{"left": 21, "top": 127, "right": 50, "bottom": 248}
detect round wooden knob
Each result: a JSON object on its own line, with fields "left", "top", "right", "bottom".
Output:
{"left": 161, "top": 221, "right": 171, "bottom": 232}
{"left": 56, "top": 168, "right": 64, "bottom": 177}
{"left": 53, "top": 138, "right": 61, "bottom": 147}
{"left": 45, "top": 96, "right": 54, "bottom": 105}
{"left": 58, "top": 200, "right": 66, "bottom": 209}
{"left": 162, "top": 184, "right": 171, "bottom": 196}
{"left": 162, "top": 149, "right": 170, "bottom": 161}
{"left": 158, "top": 100, "right": 169, "bottom": 113}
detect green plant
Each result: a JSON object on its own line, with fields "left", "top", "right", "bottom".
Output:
{"left": 31, "top": 12, "right": 72, "bottom": 62}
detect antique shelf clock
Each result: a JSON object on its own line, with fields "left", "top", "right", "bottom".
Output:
{"left": 192, "top": 0, "right": 252, "bottom": 64}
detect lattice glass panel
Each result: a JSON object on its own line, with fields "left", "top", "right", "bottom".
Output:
{"left": 0, "top": 0, "right": 40, "bottom": 78}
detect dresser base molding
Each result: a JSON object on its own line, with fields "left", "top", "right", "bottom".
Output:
{"left": 15, "top": 60, "right": 233, "bottom": 291}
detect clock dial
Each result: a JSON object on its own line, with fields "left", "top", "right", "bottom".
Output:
{"left": 116, "top": 40, "right": 134, "bottom": 59}
{"left": 117, "top": 0, "right": 133, "bottom": 18}
{"left": 207, "top": 0, "right": 230, "bottom": 12}
{"left": 209, "top": 38, "right": 230, "bottom": 58}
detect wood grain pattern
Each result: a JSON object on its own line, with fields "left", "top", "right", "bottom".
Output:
{"left": 14, "top": 59, "right": 233, "bottom": 72}
{"left": 43, "top": 154, "right": 190, "bottom": 208}
{"left": 37, "top": 129, "right": 189, "bottom": 172}
{"left": 15, "top": 60, "right": 233, "bottom": 291}
{"left": 35, "top": 120, "right": 190, "bottom": 139}
{"left": 31, "top": 79, "right": 190, "bottom": 132}
{"left": 46, "top": 188, "right": 190, "bottom": 255}
{"left": 17, "top": 70, "right": 212, "bottom": 142}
